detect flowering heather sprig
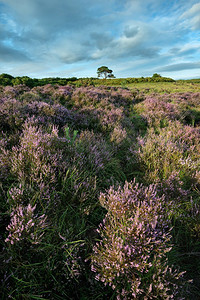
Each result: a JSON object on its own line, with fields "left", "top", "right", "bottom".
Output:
{"left": 5, "top": 204, "right": 47, "bottom": 245}
{"left": 110, "top": 126, "right": 127, "bottom": 144}
{"left": 3, "top": 85, "right": 30, "bottom": 97}
{"left": 140, "top": 92, "right": 200, "bottom": 126}
{"left": 99, "top": 106, "right": 124, "bottom": 131}
{"left": 26, "top": 101, "right": 54, "bottom": 116}
{"left": 7, "top": 182, "right": 51, "bottom": 208}
{"left": 52, "top": 85, "right": 73, "bottom": 104}
{"left": 156, "top": 171, "right": 189, "bottom": 202}
{"left": 23, "top": 101, "right": 73, "bottom": 127}
{"left": 70, "top": 86, "right": 133, "bottom": 109}
{"left": 136, "top": 121, "right": 200, "bottom": 183}
{"left": 91, "top": 180, "right": 185, "bottom": 299}
{"left": 135, "top": 96, "right": 180, "bottom": 127}
{"left": 10, "top": 121, "right": 62, "bottom": 186}
{"left": 75, "top": 130, "right": 112, "bottom": 174}
{"left": 0, "top": 135, "right": 10, "bottom": 179}
{"left": 18, "top": 89, "right": 42, "bottom": 104}
{"left": 168, "top": 92, "right": 200, "bottom": 114}
{"left": 8, "top": 184, "right": 25, "bottom": 205}
{"left": 31, "top": 84, "right": 56, "bottom": 99}
{"left": 0, "top": 97, "right": 24, "bottom": 131}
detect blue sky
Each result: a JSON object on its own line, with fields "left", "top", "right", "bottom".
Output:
{"left": 0, "top": 0, "right": 200, "bottom": 79}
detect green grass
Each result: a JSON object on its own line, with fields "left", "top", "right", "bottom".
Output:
{"left": 126, "top": 81, "right": 200, "bottom": 94}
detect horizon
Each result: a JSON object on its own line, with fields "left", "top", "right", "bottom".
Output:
{"left": 1, "top": 72, "right": 200, "bottom": 81}
{"left": 0, "top": 0, "right": 200, "bottom": 80}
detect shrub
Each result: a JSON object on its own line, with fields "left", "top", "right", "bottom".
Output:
{"left": 10, "top": 121, "right": 61, "bottom": 186}
{"left": 91, "top": 180, "right": 185, "bottom": 299}
{"left": 73, "top": 129, "right": 125, "bottom": 190}
{"left": 110, "top": 126, "right": 127, "bottom": 145}
{"left": 5, "top": 204, "right": 47, "bottom": 245}
{"left": 134, "top": 96, "right": 180, "bottom": 128}
{"left": 136, "top": 121, "right": 200, "bottom": 185}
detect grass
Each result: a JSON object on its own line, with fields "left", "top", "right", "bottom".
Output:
{"left": 126, "top": 81, "right": 200, "bottom": 94}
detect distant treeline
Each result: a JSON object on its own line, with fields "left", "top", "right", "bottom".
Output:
{"left": 1, "top": 72, "right": 199, "bottom": 87}
{"left": 0, "top": 73, "right": 78, "bottom": 87}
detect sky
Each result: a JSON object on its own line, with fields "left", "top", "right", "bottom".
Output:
{"left": 0, "top": 0, "right": 200, "bottom": 79}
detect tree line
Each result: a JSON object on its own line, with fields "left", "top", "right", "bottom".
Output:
{"left": 0, "top": 71, "right": 175, "bottom": 88}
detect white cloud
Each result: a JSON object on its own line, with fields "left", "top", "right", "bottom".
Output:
{"left": 181, "top": 3, "right": 200, "bottom": 29}
{"left": 0, "top": 0, "right": 199, "bottom": 78}
{"left": 158, "top": 61, "right": 200, "bottom": 72}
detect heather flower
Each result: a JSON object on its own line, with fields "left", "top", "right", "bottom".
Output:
{"left": 5, "top": 204, "right": 47, "bottom": 245}
{"left": 69, "top": 86, "right": 133, "bottom": 132}
{"left": 110, "top": 126, "right": 127, "bottom": 144}
{"left": 8, "top": 184, "right": 25, "bottom": 205}
{"left": 70, "top": 86, "right": 133, "bottom": 109}
{"left": 0, "top": 97, "right": 24, "bottom": 131}
{"left": 18, "top": 89, "right": 42, "bottom": 104}
{"left": 31, "top": 84, "right": 56, "bottom": 101}
{"left": 0, "top": 135, "right": 10, "bottom": 179}
{"left": 99, "top": 106, "right": 124, "bottom": 131}
{"left": 136, "top": 121, "right": 200, "bottom": 184}
{"left": 91, "top": 180, "right": 185, "bottom": 299}
{"left": 0, "top": 84, "right": 198, "bottom": 298}
{"left": 134, "top": 95, "right": 180, "bottom": 127}
{"left": 10, "top": 121, "right": 65, "bottom": 194}
{"left": 75, "top": 130, "right": 112, "bottom": 174}
{"left": 7, "top": 182, "right": 51, "bottom": 208}
{"left": 52, "top": 85, "right": 73, "bottom": 105}
{"left": 3, "top": 84, "right": 30, "bottom": 98}
{"left": 156, "top": 171, "right": 189, "bottom": 202}
{"left": 23, "top": 101, "right": 73, "bottom": 127}
{"left": 169, "top": 92, "right": 200, "bottom": 124}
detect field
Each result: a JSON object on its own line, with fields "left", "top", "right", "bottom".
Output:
{"left": 0, "top": 81, "right": 200, "bottom": 299}
{"left": 126, "top": 81, "right": 200, "bottom": 94}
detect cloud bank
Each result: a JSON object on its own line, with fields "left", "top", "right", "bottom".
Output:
{"left": 0, "top": 0, "right": 199, "bottom": 79}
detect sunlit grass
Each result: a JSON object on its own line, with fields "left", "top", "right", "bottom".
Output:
{"left": 126, "top": 81, "right": 200, "bottom": 94}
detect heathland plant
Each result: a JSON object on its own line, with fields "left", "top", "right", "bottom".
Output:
{"left": 0, "top": 83, "right": 199, "bottom": 299}
{"left": 91, "top": 181, "right": 186, "bottom": 299}
{"left": 136, "top": 121, "right": 200, "bottom": 185}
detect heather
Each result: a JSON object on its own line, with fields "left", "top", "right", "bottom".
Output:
{"left": 1, "top": 83, "right": 200, "bottom": 299}
{"left": 91, "top": 181, "right": 186, "bottom": 299}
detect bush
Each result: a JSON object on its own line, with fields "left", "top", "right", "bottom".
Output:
{"left": 136, "top": 121, "right": 200, "bottom": 186}
{"left": 91, "top": 180, "right": 186, "bottom": 299}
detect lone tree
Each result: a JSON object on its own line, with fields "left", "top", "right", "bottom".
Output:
{"left": 97, "top": 66, "right": 115, "bottom": 79}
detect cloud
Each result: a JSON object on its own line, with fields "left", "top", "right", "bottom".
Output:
{"left": 0, "top": 0, "right": 199, "bottom": 79}
{"left": 181, "top": 3, "right": 200, "bottom": 29}
{"left": 1, "top": 0, "right": 118, "bottom": 65}
{"left": 124, "top": 26, "right": 139, "bottom": 38}
{"left": 158, "top": 62, "right": 200, "bottom": 72}
{"left": 1, "top": 0, "right": 96, "bottom": 31}
{"left": 169, "top": 44, "right": 200, "bottom": 57}
{"left": 0, "top": 41, "right": 30, "bottom": 62}
{"left": 90, "top": 32, "right": 114, "bottom": 50}
{"left": 51, "top": 41, "right": 90, "bottom": 64}
{"left": 0, "top": 0, "right": 101, "bottom": 48}
{"left": 91, "top": 22, "right": 161, "bottom": 61}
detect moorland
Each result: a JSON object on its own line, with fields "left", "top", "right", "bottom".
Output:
{"left": 0, "top": 76, "right": 200, "bottom": 299}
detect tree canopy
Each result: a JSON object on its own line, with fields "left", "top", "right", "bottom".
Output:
{"left": 97, "top": 66, "right": 115, "bottom": 79}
